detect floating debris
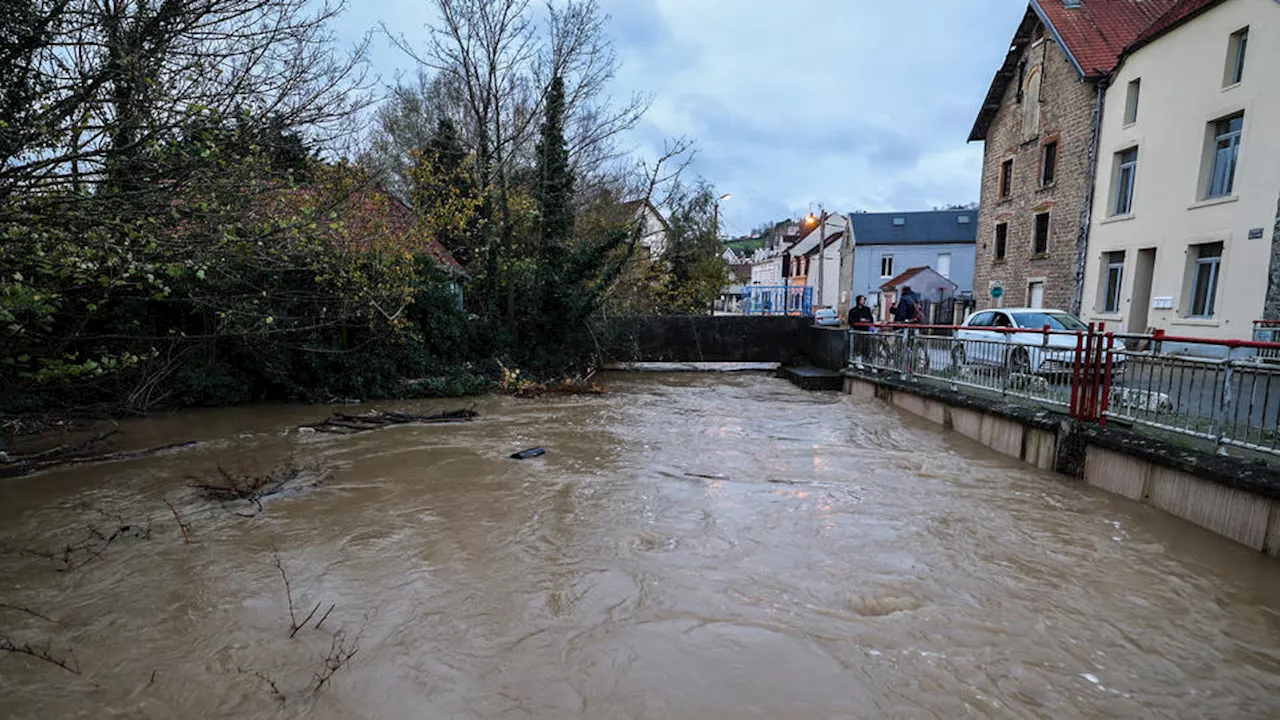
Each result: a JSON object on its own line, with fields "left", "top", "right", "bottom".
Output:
{"left": 301, "top": 409, "right": 477, "bottom": 435}
{"left": 510, "top": 447, "right": 546, "bottom": 460}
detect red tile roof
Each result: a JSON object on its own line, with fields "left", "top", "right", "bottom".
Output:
{"left": 1036, "top": 0, "right": 1181, "bottom": 77}
{"left": 971, "top": 0, "right": 1200, "bottom": 141}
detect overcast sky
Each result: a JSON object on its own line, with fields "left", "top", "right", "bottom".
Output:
{"left": 337, "top": 0, "right": 1028, "bottom": 237}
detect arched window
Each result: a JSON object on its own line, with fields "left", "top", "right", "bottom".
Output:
{"left": 1023, "top": 65, "right": 1042, "bottom": 141}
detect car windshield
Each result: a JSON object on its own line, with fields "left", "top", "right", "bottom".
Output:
{"left": 1010, "top": 312, "right": 1087, "bottom": 331}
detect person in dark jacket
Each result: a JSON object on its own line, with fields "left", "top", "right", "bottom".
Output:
{"left": 848, "top": 295, "right": 876, "bottom": 362}
{"left": 847, "top": 295, "right": 874, "bottom": 326}
{"left": 893, "top": 286, "right": 922, "bottom": 324}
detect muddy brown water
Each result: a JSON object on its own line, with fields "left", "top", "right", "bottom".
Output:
{"left": 3, "top": 373, "right": 1280, "bottom": 718}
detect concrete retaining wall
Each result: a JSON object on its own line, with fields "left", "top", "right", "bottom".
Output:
{"left": 600, "top": 316, "right": 813, "bottom": 364}
{"left": 846, "top": 374, "right": 1280, "bottom": 557}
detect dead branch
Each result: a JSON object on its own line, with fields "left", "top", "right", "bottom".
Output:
{"left": 300, "top": 408, "right": 478, "bottom": 434}
{"left": 192, "top": 457, "right": 324, "bottom": 515}
{"left": 0, "top": 602, "right": 61, "bottom": 625}
{"left": 0, "top": 636, "right": 94, "bottom": 684}
{"left": 238, "top": 666, "right": 286, "bottom": 703}
{"left": 314, "top": 604, "right": 335, "bottom": 631}
{"left": 291, "top": 603, "right": 321, "bottom": 640}
{"left": 272, "top": 550, "right": 300, "bottom": 634}
{"left": 30, "top": 516, "right": 154, "bottom": 572}
{"left": 0, "top": 440, "right": 198, "bottom": 480}
{"left": 311, "top": 631, "right": 358, "bottom": 694}
{"left": 162, "top": 499, "right": 192, "bottom": 544}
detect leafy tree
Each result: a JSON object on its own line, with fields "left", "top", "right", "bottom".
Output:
{"left": 660, "top": 182, "right": 730, "bottom": 314}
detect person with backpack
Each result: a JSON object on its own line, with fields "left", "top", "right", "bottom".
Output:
{"left": 893, "top": 285, "right": 924, "bottom": 324}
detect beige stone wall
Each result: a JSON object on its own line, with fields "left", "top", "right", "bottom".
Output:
{"left": 974, "top": 35, "right": 1096, "bottom": 313}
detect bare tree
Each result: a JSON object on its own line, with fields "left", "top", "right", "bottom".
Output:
{"left": 1, "top": 0, "right": 372, "bottom": 197}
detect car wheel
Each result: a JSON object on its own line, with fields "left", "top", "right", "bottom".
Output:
{"left": 1009, "top": 347, "right": 1031, "bottom": 375}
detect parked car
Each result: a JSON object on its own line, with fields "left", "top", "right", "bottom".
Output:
{"left": 813, "top": 307, "right": 840, "bottom": 327}
{"left": 954, "top": 308, "right": 1125, "bottom": 376}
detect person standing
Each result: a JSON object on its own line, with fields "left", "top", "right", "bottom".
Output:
{"left": 847, "top": 295, "right": 874, "bottom": 327}
{"left": 893, "top": 286, "right": 921, "bottom": 324}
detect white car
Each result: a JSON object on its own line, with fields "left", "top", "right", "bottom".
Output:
{"left": 954, "top": 308, "right": 1125, "bottom": 376}
{"left": 813, "top": 307, "right": 840, "bottom": 326}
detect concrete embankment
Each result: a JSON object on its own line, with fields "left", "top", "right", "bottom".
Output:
{"left": 846, "top": 372, "right": 1280, "bottom": 557}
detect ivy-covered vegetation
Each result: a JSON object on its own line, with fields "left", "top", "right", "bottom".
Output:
{"left": 1, "top": 0, "right": 726, "bottom": 419}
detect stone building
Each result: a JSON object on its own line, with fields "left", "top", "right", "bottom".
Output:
{"left": 969, "top": 0, "right": 1180, "bottom": 313}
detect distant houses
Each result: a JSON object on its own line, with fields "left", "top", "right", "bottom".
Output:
{"left": 848, "top": 210, "right": 976, "bottom": 315}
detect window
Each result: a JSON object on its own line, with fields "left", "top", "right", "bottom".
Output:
{"left": 994, "top": 223, "right": 1008, "bottom": 261}
{"left": 999, "top": 159, "right": 1013, "bottom": 199}
{"left": 1027, "top": 282, "right": 1045, "bottom": 309}
{"left": 937, "top": 253, "right": 952, "bottom": 279}
{"left": 1189, "top": 242, "right": 1222, "bottom": 317}
{"left": 1204, "top": 114, "right": 1243, "bottom": 199}
{"left": 968, "top": 311, "right": 995, "bottom": 327}
{"left": 1113, "top": 148, "right": 1138, "bottom": 215}
{"left": 1040, "top": 141, "right": 1058, "bottom": 187}
{"left": 880, "top": 255, "right": 894, "bottom": 278}
{"left": 1022, "top": 66, "right": 1042, "bottom": 141}
{"left": 1123, "top": 79, "right": 1141, "bottom": 124}
{"left": 1010, "top": 312, "right": 1087, "bottom": 331}
{"left": 1225, "top": 27, "right": 1248, "bottom": 86}
{"left": 1103, "top": 251, "right": 1125, "bottom": 314}
{"left": 1032, "top": 212, "right": 1050, "bottom": 255}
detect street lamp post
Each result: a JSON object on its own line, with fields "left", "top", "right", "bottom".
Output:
{"left": 806, "top": 208, "right": 828, "bottom": 314}
{"left": 714, "top": 193, "right": 732, "bottom": 239}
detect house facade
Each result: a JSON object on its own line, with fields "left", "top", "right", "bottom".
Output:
{"left": 970, "top": 0, "right": 1180, "bottom": 314}
{"left": 1080, "top": 0, "right": 1280, "bottom": 341}
{"left": 787, "top": 213, "right": 847, "bottom": 310}
{"left": 849, "top": 210, "right": 976, "bottom": 312}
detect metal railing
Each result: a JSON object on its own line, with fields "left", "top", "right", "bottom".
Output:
{"left": 848, "top": 323, "right": 1280, "bottom": 457}
{"left": 849, "top": 324, "right": 1081, "bottom": 410}
{"left": 741, "top": 285, "right": 814, "bottom": 317}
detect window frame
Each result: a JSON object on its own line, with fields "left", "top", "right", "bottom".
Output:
{"left": 1040, "top": 140, "right": 1058, "bottom": 187}
{"left": 1032, "top": 212, "right": 1050, "bottom": 256}
{"left": 1103, "top": 251, "right": 1125, "bottom": 314}
{"left": 1206, "top": 114, "right": 1243, "bottom": 199}
{"left": 1189, "top": 243, "right": 1223, "bottom": 318}
{"left": 999, "top": 159, "right": 1013, "bottom": 199}
{"left": 994, "top": 222, "right": 1008, "bottom": 261}
{"left": 1123, "top": 79, "right": 1141, "bottom": 125}
{"left": 936, "top": 252, "right": 951, "bottom": 279}
{"left": 1113, "top": 147, "right": 1138, "bottom": 216}
{"left": 1225, "top": 27, "right": 1248, "bottom": 86}
{"left": 880, "top": 254, "right": 895, "bottom": 279}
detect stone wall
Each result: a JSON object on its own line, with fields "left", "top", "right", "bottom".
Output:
{"left": 599, "top": 316, "right": 811, "bottom": 364}
{"left": 974, "top": 34, "right": 1096, "bottom": 313}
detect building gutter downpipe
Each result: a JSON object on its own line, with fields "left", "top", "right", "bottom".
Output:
{"left": 1072, "top": 77, "right": 1108, "bottom": 317}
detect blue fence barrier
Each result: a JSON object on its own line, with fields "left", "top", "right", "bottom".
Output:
{"left": 741, "top": 285, "right": 814, "bottom": 317}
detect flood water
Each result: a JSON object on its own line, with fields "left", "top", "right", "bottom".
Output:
{"left": 3, "top": 373, "right": 1280, "bottom": 718}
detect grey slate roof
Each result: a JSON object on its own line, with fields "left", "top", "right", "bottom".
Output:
{"left": 848, "top": 210, "right": 977, "bottom": 246}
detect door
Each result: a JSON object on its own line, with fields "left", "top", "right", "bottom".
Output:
{"left": 1129, "top": 248, "right": 1156, "bottom": 333}
{"left": 1028, "top": 282, "right": 1044, "bottom": 309}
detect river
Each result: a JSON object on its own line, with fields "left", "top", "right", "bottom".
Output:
{"left": 3, "top": 372, "right": 1280, "bottom": 718}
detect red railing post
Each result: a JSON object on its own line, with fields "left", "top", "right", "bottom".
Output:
{"left": 1082, "top": 323, "right": 1097, "bottom": 421}
{"left": 1099, "top": 332, "right": 1116, "bottom": 426}
{"left": 1069, "top": 330, "right": 1085, "bottom": 419}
